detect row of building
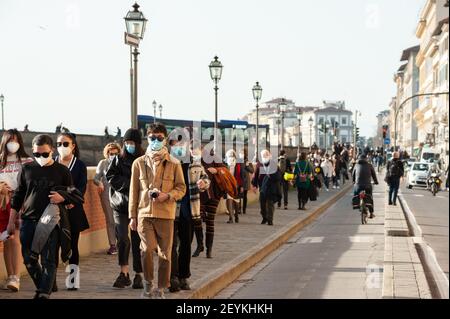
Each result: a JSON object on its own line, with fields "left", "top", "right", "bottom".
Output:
{"left": 242, "top": 98, "right": 355, "bottom": 150}
{"left": 377, "top": 0, "right": 449, "bottom": 165}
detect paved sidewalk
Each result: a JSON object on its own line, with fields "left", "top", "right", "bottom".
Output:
{"left": 0, "top": 185, "right": 347, "bottom": 299}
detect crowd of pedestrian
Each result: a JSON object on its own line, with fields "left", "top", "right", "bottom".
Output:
{"left": 0, "top": 124, "right": 359, "bottom": 299}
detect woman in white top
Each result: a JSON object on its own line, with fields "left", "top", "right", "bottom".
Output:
{"left": 93, "top": 142, "right": 121, "bottom": 255}
{"left": 320, "top": 154, "right": 334, "bottom": 191}
{"left": 0, "top": 129, "right": 33, "bottom": 292}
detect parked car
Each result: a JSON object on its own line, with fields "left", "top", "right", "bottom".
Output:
{"left": 406, "top": 162, "right": 430, "bottom": 189}
{"left": 405, "top": 157, "right": 418, "bottom": 173}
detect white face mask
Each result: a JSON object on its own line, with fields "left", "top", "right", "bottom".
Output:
{"left": 226, "top": 157, "right": 236, "bottom": 166}
{"left": 58, "top": 146, "right": 72, "bottom": 158}
{"left": 109, "top": 155, "right": 116, "bottom": 162}
{"left": 6, "top": 142, "right": 20, "bottom": 154}
{"left": 262, "top": 157, "right": 271, "bottom": 164}
{"left": 36, "top": 156, "right": 51, "bottom": 167}
{"left": 238, "top": 153, "right": 245, "bottom": 160}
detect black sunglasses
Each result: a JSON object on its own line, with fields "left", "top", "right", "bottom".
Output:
{"left": 56, "top": 142, "right": 70, "bottom": 147}
{"left": 148, "top": 135, "right": 165, "bottom": 142}
{"left": 33, "top": 152, "right": 51, "bottom": 158}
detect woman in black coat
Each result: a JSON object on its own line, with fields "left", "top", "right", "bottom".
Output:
{"left": 106, "top": 128, "right": 144, "bottom": 289}
{"left": 55, "top": 133, "right": 90, "bottom": 291}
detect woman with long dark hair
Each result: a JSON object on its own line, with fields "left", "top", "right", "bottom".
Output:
{"left": 294, "top": 152, "right": 313, "bottom": 210}
{"left": 0, "top": 129, "right": 32, "bottom": 292}
{"left": 192, "top": 148, "right": 227, "bottom": 258}
{"left": 54, "top": 132, "right": 90, "bottom": 291}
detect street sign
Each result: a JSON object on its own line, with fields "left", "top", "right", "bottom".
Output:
{"left": 124, "top": 32, "right": 140, "bottom": 47}
{"left": 384, "top": 138, "right": 390, "bottom": 145}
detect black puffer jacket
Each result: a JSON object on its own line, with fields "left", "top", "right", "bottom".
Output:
{"left": 352, "top": 158, "right": 378, "bottom": 188}
{"left": 106, "top": 154, "right": 137, "bottom": 215}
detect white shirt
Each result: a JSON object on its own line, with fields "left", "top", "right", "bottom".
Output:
{"left": 0, "top": 155, "right": 33, "bottom": 191}
{"left": 321, "top": 160, "right": 334, "bottom": 178}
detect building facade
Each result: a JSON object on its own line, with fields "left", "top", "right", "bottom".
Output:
{"left": 414, "top": 0, "right": 449, "bottom": 162}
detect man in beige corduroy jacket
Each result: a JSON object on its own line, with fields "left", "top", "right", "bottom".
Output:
{"left": 129, "top": 123, "right": 186, "bottom": 299}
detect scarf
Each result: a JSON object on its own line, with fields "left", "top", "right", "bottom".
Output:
{"left": 147, "top": 146, "right": 169, "bottom": 170}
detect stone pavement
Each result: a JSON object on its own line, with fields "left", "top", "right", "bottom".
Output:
{"left": 0, "top": 184, "right": 346, "bottom": 299}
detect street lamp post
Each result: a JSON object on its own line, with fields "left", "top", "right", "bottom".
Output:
{"left": 308, "top": 116, "right": 313, "bottom": 151}
{"left": 353, "top": 111, "right": 361, "bottom": 159}
{"left": 393, "top": 91, "right": 449, "bottom": 149}
{"left": 209, "top": 56, "right": 223, "bottom": 152}
{"left": 152, "top": 100, "right": 157, "bottom": 123}
{"left": 0, "top": 94, "right": 4, "bottom": 130}
{"left": 324, "top": 120, "right": 331, "bottom": 153}
{"left": 252, "top": 82, "right": 262, "bottom": 161}
{"left": 279, "top": 99, "right": 287, "bottom": 150}
{"left": 159, "top": 104, "right": 163, "bottom": 119}
{"left": 297, "top": 112, "right": 302, "bottom": 154}
{"left": 124, "top": 2, "right": 147, "bottom": 129}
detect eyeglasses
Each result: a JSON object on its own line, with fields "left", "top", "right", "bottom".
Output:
{"left": 33, "top": 152, "right": 51, "bottom": 158}
{"left": 148, "top": 135, "right": 165, "bottom": 142}
{"left": 56, "top": 142, "right": 70, "bottom": 148}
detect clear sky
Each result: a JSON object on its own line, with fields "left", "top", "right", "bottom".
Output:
{"left": 0, "top": 0, "right": 425, "bottom": 137}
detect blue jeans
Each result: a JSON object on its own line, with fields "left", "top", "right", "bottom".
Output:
{"left": 389, "top": 178, "right": 400, "bottom": 204}
{"left": 20, "top": 220, "right": 59, "bottom": 296}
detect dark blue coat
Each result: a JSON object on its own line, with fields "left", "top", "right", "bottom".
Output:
{"left": 56, "top": 156, "right": 90, "bottom": 232}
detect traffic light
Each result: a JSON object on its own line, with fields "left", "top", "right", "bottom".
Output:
{"left": 355, "top": 127, "right": 360, "bottom": 142}
{"left": 382, "top": 125, "right": 388, "bottom": 139}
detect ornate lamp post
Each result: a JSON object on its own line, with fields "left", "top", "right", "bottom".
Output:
{"left": 279, "top": 99, "right": 287, "bottom": 150}
{"left": 152, "top": 100, "right": 157, "bottom": 123}
{"left": 252, "top": 82, "right": 262, "bottom": 161}
{"left": 124, "top": 2, "right": 147, "bottom": 129}
{"left": 308, "top": 116, "right": 313, "bottom": 151}
{"left": 297, "top": 112, "right": 302, "bottom": 154}
{"left": 209, "top": 56, "right": 223, "bottom": 152}
{"left": 0, "top": 94, "right": 4, "bottom": 130}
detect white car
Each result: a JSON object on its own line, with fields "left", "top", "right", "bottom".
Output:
{"left": 406, "top": 162, "right": 430, "bottom": 189}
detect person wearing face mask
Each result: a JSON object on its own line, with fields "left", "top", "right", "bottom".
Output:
{"left": 106, "top": 128, "right": 145, "bottom": 290}
{"left": 0, "top": 129, "right": 33, "bottom": 292}
{"left": 224, "top": 149, "right": 243, "bottom": 224}
{"left": 94, "top": 143, "right": 122, "bottom": 256}
{"left": 8, "top": 134, "right": 73, "bottom": 299}
{"left": 53, "top": 133, "right": 90, "bottom": 291}
{"left": 129, "top": 123, "right": 186, "bottom": 299}
{"left": 294, "top": 152, "right": 314, "bottom": 210}
{"left": 251, "top": 150, "right": 282, "bottom": 226}
{"left": 237, "top": 150, "right": 254, "bottom": 215}
{"left": 169, "top": 140, "right": 210, "bottom": 293}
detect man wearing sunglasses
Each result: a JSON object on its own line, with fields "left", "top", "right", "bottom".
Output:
{"left": 7, "top": 134, "right": 74, "bottom": 299}
{"left": 129, "top": 122, "right": 186, "bottom": 299}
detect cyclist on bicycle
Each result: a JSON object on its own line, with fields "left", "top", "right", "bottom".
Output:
{"left": 352, "top": 154, "right": 379, "bottom": 218}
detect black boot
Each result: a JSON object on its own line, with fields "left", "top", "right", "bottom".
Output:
{"left": 192, "top": 227, "right": 204, "bottom": 257}
{"left": 205, "top": 233, "right": 214, "bottom": 259}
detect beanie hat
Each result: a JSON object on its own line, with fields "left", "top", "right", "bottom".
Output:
{"left": 123, "top": 128, "right": 142, "bottom": 145}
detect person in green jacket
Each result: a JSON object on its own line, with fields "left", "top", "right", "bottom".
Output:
{"left": 294, "top": 152, "right": 313, "bottom": 210}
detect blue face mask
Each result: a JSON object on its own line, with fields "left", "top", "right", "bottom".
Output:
{"left": 149, "top": 139, "right": 164, "bottom": 152}
{"left": 125, "top": 144, "right": 136, "bottom": 155}
{"left": 172, "top": 146, "right": 186, "bottom": 158}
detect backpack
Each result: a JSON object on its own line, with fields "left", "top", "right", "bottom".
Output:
{"left": 278, "top": 157, "right": 288, "bottom": 175}
{"left": 389, "top": 161, "right": 402, "bottom": 178}
{"left": 213, "top": 167, "right": 238, "bottom": 198}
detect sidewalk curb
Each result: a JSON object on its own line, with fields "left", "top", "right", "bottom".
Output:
{"left": 185, "top": 184, "right": 353, "bottom": 299}
{"left": 382, "top": 192, "right": 433, "bottom": 299}
{"left": 398, "top": 194, "right": 449, "bottom": 299}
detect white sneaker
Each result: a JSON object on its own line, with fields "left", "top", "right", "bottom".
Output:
{"left": 141, "top": 281, "right": 153, "bottom": 299}
{"left": 337, "top": 186, "right": 340, "bottom": 189}
{"left": 6, "top": 275, "right": 20, "bottom": 292}
{"left": 326, "top": 188, "right": 329, "bottom": 192}
{"left": 153, "top": 288, "right": 166, "bottom": 299}
{"left": 332, "top": 186, "right": 336, "bottom": 189}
